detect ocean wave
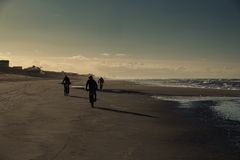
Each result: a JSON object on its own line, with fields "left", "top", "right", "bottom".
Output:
{"left": 152, "top": 96, "right": 240, "bottom": 122}
{"left": 132, "top": 79, "right": 240, "bottom": 90}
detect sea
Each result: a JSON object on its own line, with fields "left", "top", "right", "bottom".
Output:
{"left": 132, "top": 79, "right": 240, "bottom": 122}
{"left": 133, "top": 79, "right": 240, "bottom": 90}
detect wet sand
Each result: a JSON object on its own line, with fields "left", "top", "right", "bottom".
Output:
{"left": 0, "top": 75, "right": 240, "bottom": 160}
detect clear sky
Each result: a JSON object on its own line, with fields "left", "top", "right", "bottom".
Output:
{"left": 0, "top": 0, "right": 240, "bottom": 78}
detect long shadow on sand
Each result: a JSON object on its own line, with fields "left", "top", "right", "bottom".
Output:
{"left": 102, "top": 89, "right": 146, "bottom": 95}
{"left": 69, "top": 95, "right": 89, "bottom": 99}
{"left": 95, "top": 106, "right": 157, "bottom": 118}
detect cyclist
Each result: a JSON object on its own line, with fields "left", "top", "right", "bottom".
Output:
{"left": 62, "top": 74, "right": 71, "bottom": 96}
{"left": 98, "top": 77, "right": 104, "bottom": 91}
{"left": 85, "top": 75, "right": 98, "bottom": 103}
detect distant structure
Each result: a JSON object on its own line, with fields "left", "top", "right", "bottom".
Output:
{"left": 24, "top": 65, "right": 41, "bottom": 73}
{"left": 0, "top": 60, "right": 79, "bottom": 78}
{"left": 12, "top": 66, "right": 23, "bottom": 70}
{"left": 0, "top": 60, "right": 9, "bottom": 68}
{"left": 0, "top": 59, "right": 23, "bottom": 73}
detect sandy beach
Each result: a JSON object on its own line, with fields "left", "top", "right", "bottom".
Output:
{"left": 0, "top": 74, "right": 240, "bottom": 160}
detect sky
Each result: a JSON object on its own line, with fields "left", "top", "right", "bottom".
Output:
{"left": 0, "top": 0, "right": 240, "bottom": 79}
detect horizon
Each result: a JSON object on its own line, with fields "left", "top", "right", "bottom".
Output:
{"left": 0, "top": 0, "right": 240, "bottom": 79}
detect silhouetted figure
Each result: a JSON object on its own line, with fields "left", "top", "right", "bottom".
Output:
{"left": 62, "top": 74, "right": 71, "bottom": 96}
{"left": 98, "top": 77, "right": 104, "bottom": 91}
{"left": 86, "top": 75, "right": 98, "bottom": 103}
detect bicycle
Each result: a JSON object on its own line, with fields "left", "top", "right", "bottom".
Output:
{"left": 86, "top": 89, "right": 96, "bottom": 108}
{"left": 63, "top": 84, "right": 70, "bottom": 96}
{"left": 85, "top": 75, "right": 98, "bottom": 108}
{"left": 89, "top": 92, "right": 94, "bottom": 108}
{"left": 61, "top": 75, "right": 71, "bottom": 96}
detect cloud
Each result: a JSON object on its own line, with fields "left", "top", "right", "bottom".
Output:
{"left": 0, "top": 51, "right": 12, "bottom": 56}
{"left": 102, "top": 53, "right": 110, "bottom": 56}
{"left": 67, "top": 55, "right": 89, "bottom": 61}
{"left": 1, "top": 52, "right": 240, "bottom": 79}
{"left": 101, "top": 53, "right": 126, "bottom": 57}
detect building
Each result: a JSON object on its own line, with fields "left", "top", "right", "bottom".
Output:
{"left": 12, "top": 66, "right": 23, "bottom": 70}
{"left": 0, "top": 60, "right": 9, "bottom": 68}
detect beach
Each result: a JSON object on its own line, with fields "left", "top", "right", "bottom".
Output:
{"left": 0, "top": 74, "right": 240, "bottom": 160}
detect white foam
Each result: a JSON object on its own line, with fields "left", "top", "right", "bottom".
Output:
{"left": 152, "top": 96, "right": 240, "bottom": 121}
{"left": 71, "top": 85, "right": 85, "bottom": 89}
{"left": 132, "top": 79, "right": 240, "bottom": 90}
{"left": 213, "top": 100, "right": 240, "bottom": 121}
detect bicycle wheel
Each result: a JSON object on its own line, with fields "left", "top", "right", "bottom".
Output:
{"left": 64, "top": 85, "right": 69, "bottom": 96}
{"left": 89, "top": 92, "right": 94, "bottom": 108}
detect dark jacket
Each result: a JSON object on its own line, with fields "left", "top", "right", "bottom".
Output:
{"left": 86, "top": 79, "right": 98, "bottom": 91}
{"left": 98, "top": 78, "right": 104, "bottom": 84}
{"left": 62, "top": 76, "right": 71, "bottom": 85}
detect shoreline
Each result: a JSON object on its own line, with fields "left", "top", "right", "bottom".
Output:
{"left": 104, "top": 80, "right": 240, "bottom": 152}
{"left": 105, "top": 79, "right": 240, "bottom": 96}
{"left": 129, "top": 78, "right": 240, "bottom": 89}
